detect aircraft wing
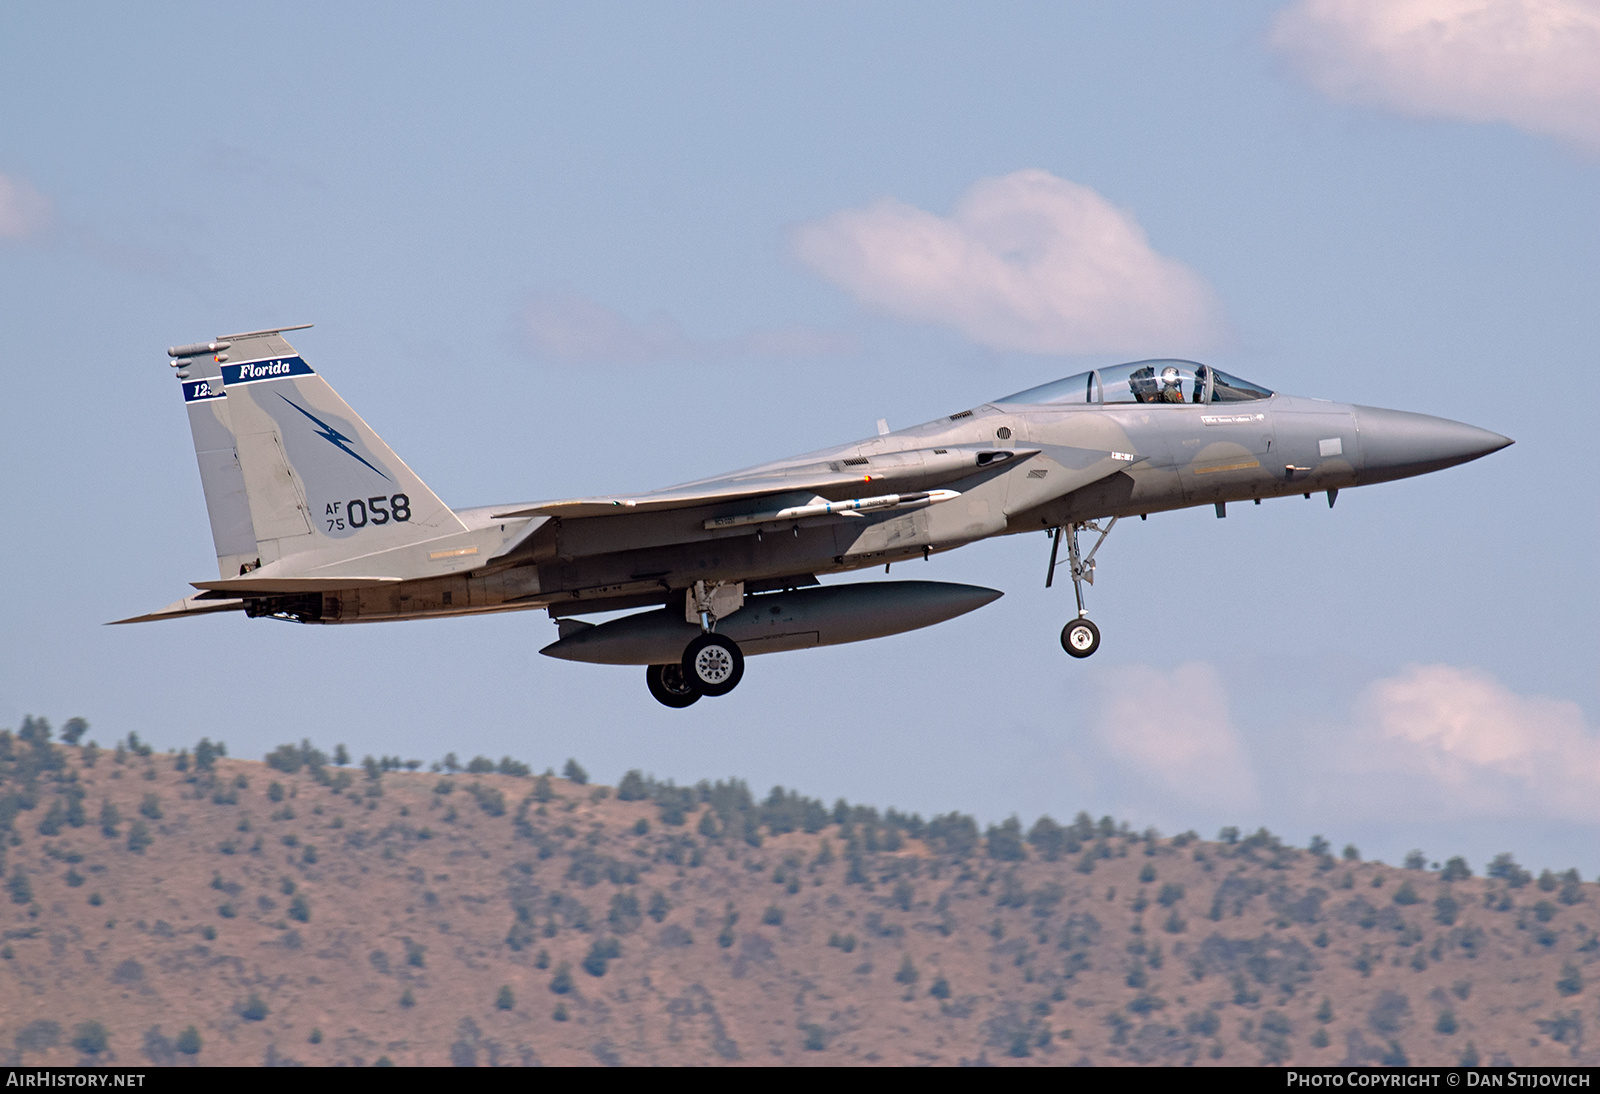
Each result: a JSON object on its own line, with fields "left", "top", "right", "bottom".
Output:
{"left": 492, "top": 445, "right": 1037, "bottom": 519}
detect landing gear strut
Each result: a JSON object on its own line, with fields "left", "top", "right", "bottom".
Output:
{"left": 1047, "top": 517, "right": 1117, "bottom": 659}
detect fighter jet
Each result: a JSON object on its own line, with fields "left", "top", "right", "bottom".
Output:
{"left": 119, "top": 326, "right": 1511, "bottom": 707}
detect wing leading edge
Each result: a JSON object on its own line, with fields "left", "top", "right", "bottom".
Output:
{"left": 492, "top": 445, "right": 1038, "bottom": 520}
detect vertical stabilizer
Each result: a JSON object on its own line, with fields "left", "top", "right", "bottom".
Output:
{"left": 170, "top": 339, "right": 257, "bottom": 578}
{"left": 205, "top": 328, "right": 465, "bottom": 568}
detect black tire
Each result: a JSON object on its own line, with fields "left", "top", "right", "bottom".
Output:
{"left": 1061, "top": 618, "right": 1100, "bottom": 658}
{"left": 682, "top": 633, "right": 744, "bottom": 697}
{"left": 646, "top": 663, "right": 700, "bottom": 708}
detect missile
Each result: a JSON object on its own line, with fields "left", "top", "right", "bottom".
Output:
{"left": 540, "top": 579, "right": 1002, "bottom": 666}
{"left": 704, "top": 489, "right": 960, "bottom": 531}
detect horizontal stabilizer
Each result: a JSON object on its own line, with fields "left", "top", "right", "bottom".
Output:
{"left": 191, "top": 575, "right": 403, "bottom": 594}
{"left": 109, "top": 595, "right": 246, "bottom": 625}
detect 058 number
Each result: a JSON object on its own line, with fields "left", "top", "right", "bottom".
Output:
{"left": 326, "top": 493, "right": 411, "bottom": 532}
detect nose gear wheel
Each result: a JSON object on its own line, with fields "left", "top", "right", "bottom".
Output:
{"left": 1061, "top": 618, "right": 1100, "bottom": 658}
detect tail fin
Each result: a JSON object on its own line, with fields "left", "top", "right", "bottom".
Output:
{"left": 170, "top": 335, "right": 258, "bottom": 578}
{"left": 182, "top": 327, "right": 464, "bottom": 570}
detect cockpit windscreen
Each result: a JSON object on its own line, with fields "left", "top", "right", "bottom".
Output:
{"left": 995, "top": 360, "right": 1273, "bottom": 406}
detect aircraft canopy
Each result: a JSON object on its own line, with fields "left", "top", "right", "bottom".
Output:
{"left": 996, "top": 360, "right": 1274, "bottom": 407}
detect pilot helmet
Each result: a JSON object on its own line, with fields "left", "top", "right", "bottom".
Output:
{"left": 1160, "top": 366, "right": 1182, "bottom": 387}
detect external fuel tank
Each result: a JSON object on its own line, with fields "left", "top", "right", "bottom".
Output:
{"left": 539, "top": 580, "right": 1002, "bottom": 666}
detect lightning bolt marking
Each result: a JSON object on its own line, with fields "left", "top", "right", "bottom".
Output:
{"left": 277, "top": 395, "right": 392, "bottom": 482}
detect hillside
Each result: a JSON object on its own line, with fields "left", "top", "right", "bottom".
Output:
{"left": 1, "top": 724, "right": 1596, "bottom": 1066}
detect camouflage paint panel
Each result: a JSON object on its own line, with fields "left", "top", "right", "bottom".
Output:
{"left": 1172, "top": 407, "right": 1278, "bottom": 503}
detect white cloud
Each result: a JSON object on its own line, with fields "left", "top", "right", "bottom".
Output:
{"left": 519, "top": 290, "right": 856, "bottom": 364}
{"left": 789, "top": 169, "right": 1224, "bottom": 356}
{"left": 522, "top": 291, "right": 691, "bottom": 363}
{"left": 1095, "top": 661, "right": 1259, "bottom": 809}
{"left": 1091, "top": 659, "right": 1597, "bottom": 829}
{"left": 0, "top": 172, "right": 52, "bottom": 239}
{"left": 1355, "top": 663, "right": 1600, "bottom": 821}
{"left": 1271, "top": 0, "right": 1600, "bottom": 154}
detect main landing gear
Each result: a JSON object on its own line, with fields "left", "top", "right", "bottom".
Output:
{"left": 645, "top": 663, "right": 701, "bottom": 708}
{"left": 1046, "top": 517, "right": 1117, "bottom": 659}
{"left": 646, "top": 583, "right": 747, "bottom": 708}
{"left": 683, "top": 633, "right": 744, "bottom": 695}
{"left": 645, "top": 633, "right": 746, "bottom": 708}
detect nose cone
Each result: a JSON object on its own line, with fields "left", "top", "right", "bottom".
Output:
{"left": 1355, "top": 406, "right": 1512, "bottom": 485}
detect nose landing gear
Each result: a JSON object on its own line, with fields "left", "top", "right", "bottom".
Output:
{"left": 1047, "top": 517, "right": 1117, "bottom": 659}
{"left": 1061, "top": 617, "right": 1100, "bottom": 658}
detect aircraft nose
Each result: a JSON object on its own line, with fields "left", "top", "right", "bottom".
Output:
{"left": 1355, "top": 405, "right": 1512, "bottom": 484}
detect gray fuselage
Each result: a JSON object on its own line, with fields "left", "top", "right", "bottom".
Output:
{"left": 314, "top": 362, "right": 1509, "bottom": 626}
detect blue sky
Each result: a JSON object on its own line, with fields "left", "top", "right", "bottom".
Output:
{"left": 2, "top": 1, "right": 1596, "bottom": 874}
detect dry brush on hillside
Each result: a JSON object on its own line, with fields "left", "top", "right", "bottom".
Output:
{"left": 1, "top": 717, "right": 1597, "bottom": 1066}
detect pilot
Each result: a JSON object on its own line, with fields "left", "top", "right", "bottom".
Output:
{"left": 1157, "top": 365, "right": 1185, "bottom": 403}
{"left": 1129, "top": 365, "right": 1158, "bottom": 403}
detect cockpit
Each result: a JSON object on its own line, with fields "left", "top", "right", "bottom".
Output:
{"left": 994, "top": 360, "right": 1274, "bottom": 407}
